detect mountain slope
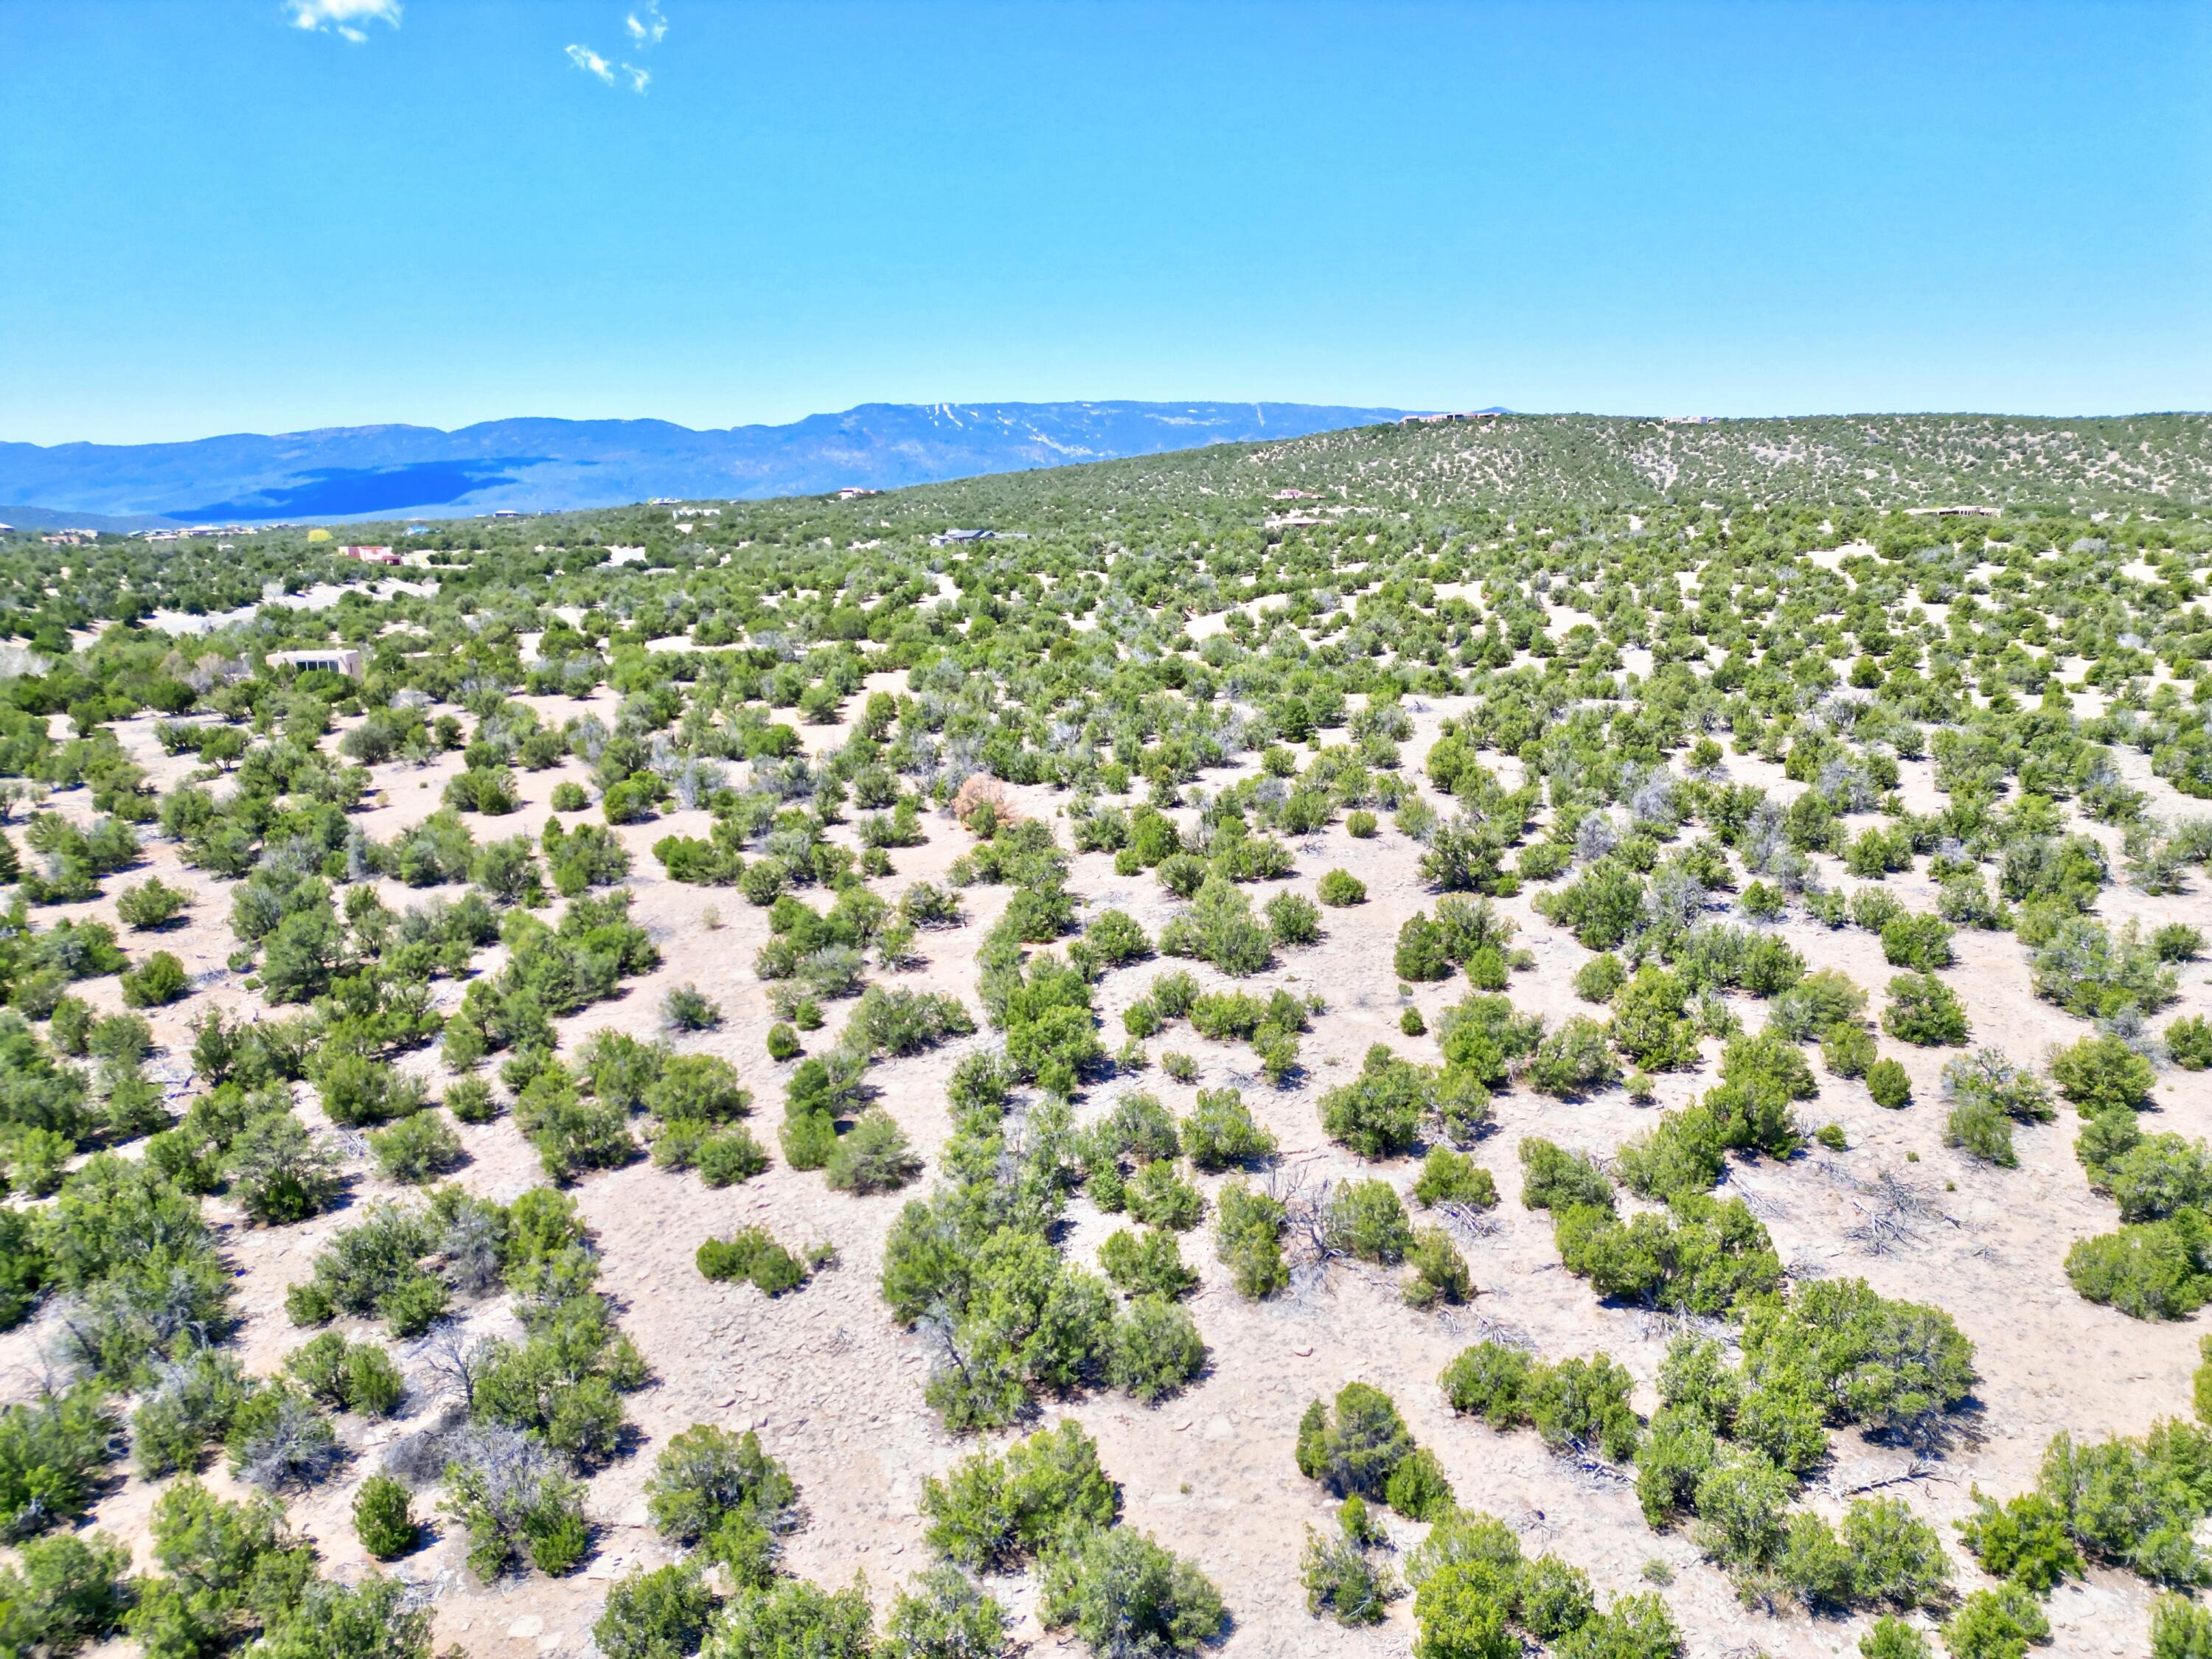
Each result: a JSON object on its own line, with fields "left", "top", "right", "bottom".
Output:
{"left": 0, "top": 402, "right": 1411, "bottom": 521}
{"left": 888, "top": 411, "right": 2212, "bottom": 521}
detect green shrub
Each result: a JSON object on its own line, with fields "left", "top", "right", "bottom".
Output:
{"left": 1528, "top": 1354, "right": 1641, "bottom": 1461}
{"left": 1318, "top": 869, "right": 1368, "bottom": 905}
{"left": 2169, "top": 1015, "right": 2212, "bottom": 1071}
{"left": 1383, "top": 1446, "right": 1455, "bottom": 1520}
{"left": 1320, "top": 1043, "right": 1431, "bottom": 1158}
{"left": 1107, "top": 1295, "right": 1206, "bottom": 1401}
{"left": 0, "top": 1529, "right": 131, "bottom": 1652}
{"left": 448, "top": 1076, "right": 498, "bottom": 1124}
{"left": 1214, "top": 1180, "right": 1288, "bottom": 1301}
{"left": 826, "top": 1108, "right": 921, "bottom": 1194}
{"left": 883, "top": 1565, "right": 1012, "bottom": 1659}
{"left": 119, "top": 950, "right": 189, "bottom": 1008}
{"left": 1296, "top": 1382, "right": 1413, "bottom": 1500}
{"left": 2153, "top": 1593, "right": 2212, "bottom": 1659}
{"left": 1862, "top": 1615, "right": 1933, "bottom": 1659}
{"left": 1402, "top": 1225, "right": 1472, "bottom": 1307}
{"left": 2049, "top": 1033, "right": 2156, "bottom": 1114}
{"left": 1180, "top": 1087, "right": 1277, "bottom": 1170}
{"left": 1555, "top": 1192, "right": 1783, "bottom": 1316}
{"left": 441, "top": 1427, "right": 591, "bottom": 1580}
{"left": 663, "top": 983, "right": 723, "bottom": 1032}
{"left": 1301, "top": 1499, "right": 1399, "bottom": 1625}
{"left": 1520, "top": 1137, "right": 1617, "bottom": 1213}
{"left": 1823, "top": 1020, "right": 1877, "bottom": 1077}
{"left": 1124, "top": 1160, "right": 1204, "bottom": 1231}
{"left": 0, "top": 1387, "right": 120, "bottom": 1540}
{"left": 116, "top": 877, "right": 191, "bottom": 931}
{"left": 1413, "top": 1146, "right": 1498, "bottom": 1208}
{"left": 370, "top": 1110, "right": 465, "bottom": 1184}
{"left": 1867, "top": 1058, "right": 1913, "bottom": 1108}
{"left": 1441, "top": 1341, "right": 1537, "bottom": 1428}
{"left": 2066, "top": 1214, "right": 2212, "bottom": 1319}
{"left": 716, "top": 1579, "right": 874, "bottom": 1659}
{"left": 285, "top": 1333, "right": 403, "bottom": 1416}
{"left": 699, "top": 1227, "right": 808, "bottom": 1295}
{"left": 1038, "top": 1526, "right": 1225, "bottom": 1658}
{"left": 594, "top": 1563, "right": 717, "bottom": 1659}
{"left": 692, "top": 1125, "right": 771, "bottom": 1186}
{"left": 646, "top": 1424, "right": 797, "bottom": 1551}
{"left": 1528, "top": 1015, "right": 1621, "bottom": 1098}
{"left": 1941, "top": 1583, "right": 2049, "bottom": 1659}
{"left": 1573, "top": 952, "right": 1630, "bottom": 1004}
{"left": 1883, "top": 973, "right": 1970, "bottom": 1046}
{"left": 1741, "top": 1277, "right": 1977, "bottom": 1432}
{"left": 767, "top": 1023, "right": 802, "bottom": 1061}
{"left": 1955, "top": 1489, "right": 2081, "bottom": 1593}
{"left": 1881, "top": 914, "right": 1956, "bottom": 971}
{"left": 921, "top": 1419, "right": 1117, "bottom": 1571}
{"left": 354, "top": 1474, "right": 420, "bottom": 1559}
{"left": 1099, "top": 1228, "right": 1197, "bottom": 1299}
{"left": 1327, "top": 1178, "right": 1414, "bottom": 1264}
{"left": 1267, "top": 891, "right": 1322, "bottom": 946}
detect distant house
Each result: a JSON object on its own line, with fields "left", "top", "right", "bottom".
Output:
{"left": 835, "top": 487, "right": 879, "bottom": 501}
{"left": 490, "top": 509, "right": 521, "bottom": 520}
{"left": 338, "top": 545, "right": 401, "bottom": 564}
{"left": 930, "top": 528, "right": 996, "bottom": 546}
{"left": 268, "top": 648, "right": 365, "bottom": 681}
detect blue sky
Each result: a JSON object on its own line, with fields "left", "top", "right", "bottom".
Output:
{"left": 2, "top": 0, "right": 2206, "bottom": 444}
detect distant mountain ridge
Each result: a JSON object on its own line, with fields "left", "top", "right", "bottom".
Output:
{"left": 0, "top": 402, "right": 1413, "bottom": 523}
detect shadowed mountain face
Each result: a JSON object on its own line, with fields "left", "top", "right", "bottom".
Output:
{"left": 0, "top": 402, "right": 1412, "bottom": 521}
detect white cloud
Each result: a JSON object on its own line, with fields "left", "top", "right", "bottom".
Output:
{"left": 570, "top": 3, "right": 662, "bottom": 94}
{"left": 565, "top": 43, "right": 616, "bottom": 83}
{"left": 286, "top": 0, "right": 400, "bottom": 44}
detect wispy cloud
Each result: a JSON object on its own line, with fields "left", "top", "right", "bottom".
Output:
{"left": 568, "top": 3, "right": 665, "bottom": 95}
{"left": 286, "top": 0, "right": 400, "bottom": 44}
{"left": 566, "top": 43, "right": 616, "bottom": 83}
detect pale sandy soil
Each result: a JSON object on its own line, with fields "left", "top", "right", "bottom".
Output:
{"left": 3, "top": 682, "right": 2208, "bottom": 1659}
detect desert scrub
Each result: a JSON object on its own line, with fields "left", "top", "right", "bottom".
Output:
{"left": 1413, "top": 1145, "right": 1498, "bottom": 1208}
{"left": 1440, "top": 1340, "right": 1642, "bottom": 1461}
{"left": 825, "top": 1108, "right": 921, "bottom": 1194}
{"left": 662, "top": 982, "right": 723, "bottom": 1032}
{"left": 1038, "top": 1526, "right": 1225, "bottom": 1659}
{"left": 698, "top": 1226, "right": 810, "bottom": 1295}
{"left": 1301, "top": 1497, "right": 1400, "bottom": 1626}
{"left": 1296, "top": 1382, "right": 1414, "bottom": 1500}
{"left": 920, "top": 1419, "right": 1119, "bottom": 1570}
{"left": 354, "top": 1473, "right": 420, "bottom": 1559}
{"left": 1214, "top": 1179, "right": 1289, "bottom": 1300}
{"left": 1317, "top": 869, "right": 1367, "bottom": 905}
{"left": 1099, "top": 1227, "right": 1197, "bottom": 1299}
{"left": 1882, "top": 972, "right": 1970, "bottom": 1046}
{"left": 1402, "top": 1226, "right": 1473, "bottom": 1307}
{"left": 1866, "top": 1057, "right": 1913, "bottom": 1109}
{"left": 1180, "top": 1086, "right": 1277, "bottom": 1170}
{"left": 1107, "top": 1294, "right": 1206, "bottom": 1401}
{"left": 369, "top": 1110, "right": 465, "bottom": 1184}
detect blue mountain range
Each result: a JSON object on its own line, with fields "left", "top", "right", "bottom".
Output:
{"left": 0, "top": 401, "right": 1413, "bottom": 524}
